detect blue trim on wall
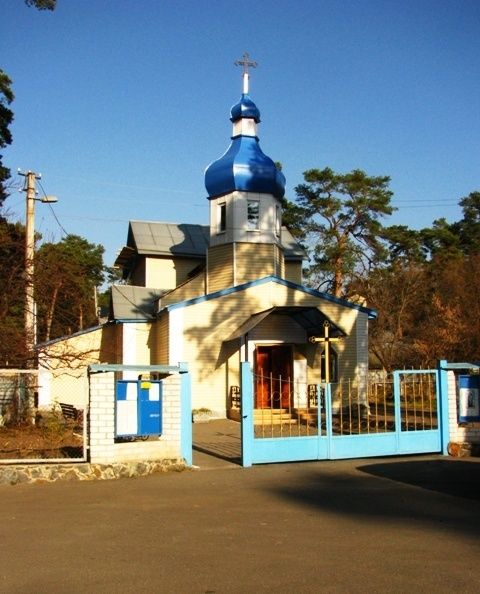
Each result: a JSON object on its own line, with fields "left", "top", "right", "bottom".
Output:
{"left": 163, "top": 275, "right": 376, "bottom": 318}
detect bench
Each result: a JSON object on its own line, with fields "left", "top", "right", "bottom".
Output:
{"left": 59, "top": 402, "right": 83, "bottom": 424}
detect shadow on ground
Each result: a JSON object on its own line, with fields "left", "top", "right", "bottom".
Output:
{"left": 358, "top": 458, "right": 480, "bottom": 501}
{"left": 266, "top": 456, "right": 480, "bottom": 540}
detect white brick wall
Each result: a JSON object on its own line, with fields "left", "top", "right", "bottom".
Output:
{"left": 447, "top": 370, "right": 480, "bottom": 444}
{"left": 89, "top": 371, "right": 184, "bottom": 464}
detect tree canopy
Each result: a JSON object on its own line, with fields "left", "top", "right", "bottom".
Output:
{"left": 36, "top": 235, "right": 105, "bottom": 341}
{"left": 25, "top": 0, "right": 57, "bottom": 10}
{"left": 294, "top": 167, "right": 394, "bottom": 296}
{"left": 280, "top": 164, "right": 480, "bottom": 368}
{"left": 0, "top": 219, "right": 106, "bottom": 366}
{"left": 0, "top": 70, "right": 14, "bottom": 207}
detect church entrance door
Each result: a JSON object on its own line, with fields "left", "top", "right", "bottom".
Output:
{"left": 254, "top": 345, "right": 292, "bottom": 409}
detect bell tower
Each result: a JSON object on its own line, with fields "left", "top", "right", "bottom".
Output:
{"left": 204, "top": 54, "right": 286, "bottom": 293}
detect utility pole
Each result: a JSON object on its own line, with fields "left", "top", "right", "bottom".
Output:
{"left": 18, "top": 170, "right": 57, "bottom": 367}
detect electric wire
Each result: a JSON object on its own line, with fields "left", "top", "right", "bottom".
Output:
{"left": 37, "top": 179, "right": 69, "bottom": 236}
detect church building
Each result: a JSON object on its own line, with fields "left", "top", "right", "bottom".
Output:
{"left": 40, "top": 58, "right": 375, "bottom": 418}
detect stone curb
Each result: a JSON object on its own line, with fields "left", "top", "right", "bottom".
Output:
{"left": 0, "top": 458, "right": 187, "bottom": 486}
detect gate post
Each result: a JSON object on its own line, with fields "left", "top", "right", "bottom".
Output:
{"left": 324, "top": 383, "right": 333, "bottom": 459}
{"left": 241, "top": 362, "right": 253, "bottom": 467}
{"left": 179, "top": 363, "right": 192, "bottom": 466}
{"left": 437, "top": 359, "right": 450, "bottom": 456}
{"left": 393, "top": 371, "right": 402, "bottom": 450}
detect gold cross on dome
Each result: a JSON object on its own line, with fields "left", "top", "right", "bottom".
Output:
{"left": 234, "top": 52, "right": 258, "bottom": 93}
{"left": 234, "top": 52, "right": 258, "bottom": 74}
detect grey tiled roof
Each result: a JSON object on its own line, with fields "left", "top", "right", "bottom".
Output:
{"left": 122, "top": 220, "right": 305, "bottom": 259}
{"left": 128, "top": 221, "right": 210, "bottom": 257}
{"left": 110, "top": 285, "right": 165, "bottom": 320}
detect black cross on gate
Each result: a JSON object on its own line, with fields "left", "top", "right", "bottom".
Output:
{"left": 309, "top": 321, "right": 342, "bottom": 384}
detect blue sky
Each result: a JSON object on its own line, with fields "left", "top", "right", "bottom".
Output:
{"left": 1, "top": 0, "right": 479, "bottom": 267}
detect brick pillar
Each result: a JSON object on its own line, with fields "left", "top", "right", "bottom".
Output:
{"left": 89, "top": 371, "right": 116, "bottom": 463}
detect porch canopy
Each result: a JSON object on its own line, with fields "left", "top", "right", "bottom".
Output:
{"left": 225, "top": 306, "right": 346, "bottom": 342}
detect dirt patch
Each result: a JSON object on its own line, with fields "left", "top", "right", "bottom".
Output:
{"left": 0, "top": 423, "right": 83, "bottom": 460}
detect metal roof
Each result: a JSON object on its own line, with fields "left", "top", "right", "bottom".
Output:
{"left": 204, "top": 135, "right": 286, "bottom": 200}
{"left": 226, "top": 306, "right": 346, "bottom": 342}
{"left": 128, "top": 221, "right": 210, "bottom": 258}
{"left": 115, "top": 221, "right": 305, "bottom": 268}
{"left": 110, "top": 285, "right": 165, "bottom": 321}
{"left": 205, "top": 93, "right": 285, "bottom": 200}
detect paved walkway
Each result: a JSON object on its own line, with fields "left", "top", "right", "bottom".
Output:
{"left": 192, "top": 418, "right": 242, "bottom": 468}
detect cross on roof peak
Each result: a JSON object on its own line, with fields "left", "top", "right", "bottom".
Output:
{"left": 234, "top": 52, "right": 257, "bottom": 94}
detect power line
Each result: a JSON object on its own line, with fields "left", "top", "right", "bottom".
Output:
{"left": 53, "top": 174, "right": 197, "bottom": 195}
{"left": 395, "top": 203, "right": 460, "bottom": 209}
{"left": 37, "top": 179, "right": 69, "bottom": 236}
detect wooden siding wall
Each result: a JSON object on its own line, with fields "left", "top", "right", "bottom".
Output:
{"left": 274, "top": 244, "right": 285, "bottom": 279}
{"left": 235, "top": 243, "right": 282, "bottom": 284}
{"left": 145, "top": 256, "right": 204, "bottom": 290}
{"left": 161, "top": 273, "right": 206, "bottom": 307}
{"left": 103, "top": 324, "right": 122, "bottom": 364}
{"left": 39, "top": 324, "right": 122, "bottom": 408}
{"left": 177, "top": 281, "right": 364, "bottom": 414}
{"left": 42, "top": 327, "right": 108, "bottom": 371}
{"left": 207, "top": 242, "right": 288, "bottom": 294}
{"left": 151, "top": 313, "right": 169, "bottom": 364}
{"left": 284, "top": 260, "right": 302, "bottom": 284}
{"left": 207, "top": 244, "right": 234, "bottom": 293}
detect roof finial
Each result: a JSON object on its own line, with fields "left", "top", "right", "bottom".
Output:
{"left": 234, "top": 52, "right": 257, "bottom": 94}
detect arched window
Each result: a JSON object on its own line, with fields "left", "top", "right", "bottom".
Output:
{"left": 321, "top": 347, "right": 338, "bottom": 383}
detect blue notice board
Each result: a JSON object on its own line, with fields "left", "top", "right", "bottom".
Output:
{"left": 116, "top": 380, "right": 162, "bottom": 437}
{"left": 458, "top": 375, "right": 480, "bottom": 422}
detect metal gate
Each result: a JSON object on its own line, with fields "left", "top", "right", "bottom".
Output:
{"left": 240, "top": 363, "right": 447, "bottom": 466}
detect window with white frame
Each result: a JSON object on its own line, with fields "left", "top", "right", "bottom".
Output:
{"left": 275, "top": 204, "right": 281, "bottom": 237}
{"left": 218, "top": 202, "right": 226, "bottom": 233}
{"left": 247, "top": 200, "right": 260, "bottom": 230}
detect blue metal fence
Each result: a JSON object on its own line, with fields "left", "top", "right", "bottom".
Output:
{"left": 240, "top": 362, "right": 446, "bottom": 467}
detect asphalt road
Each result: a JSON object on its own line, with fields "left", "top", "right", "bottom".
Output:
{"left": 1, "top": 455, "right": 479, "bottom": 594}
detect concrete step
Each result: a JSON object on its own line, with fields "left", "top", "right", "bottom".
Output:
{"left": 253, "top": 409, "right": 297, "bottom": 426}
{"left": 254, "top": 418, "right": 298, "bottom": 426}
{"left": 253, "top": 408, "right": 289, "bottom": 414}
{"left": 294, "top": 408, "right": 318, "bottom": 422}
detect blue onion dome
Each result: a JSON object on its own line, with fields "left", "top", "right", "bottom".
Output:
{"left": 230, "top": 93, "right": 261, "bottom": 123}
{"left": 205, "top": 95, "right": 286, "bottom": 199}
